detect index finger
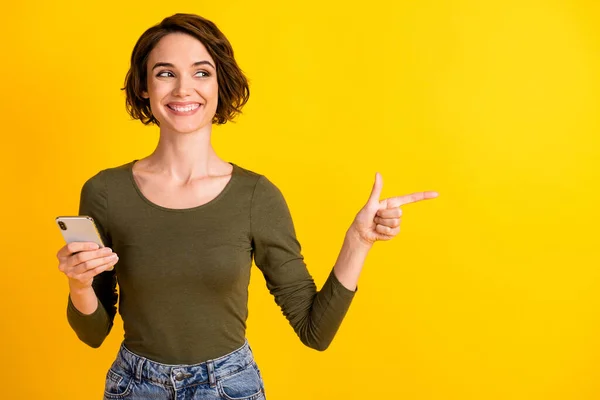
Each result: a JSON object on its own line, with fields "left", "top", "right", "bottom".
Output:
{"left": 57, "top": 241, "right": 100, "bottom": 258}
{"left": 387, "top": 191, "right": 439, "bottom": 208}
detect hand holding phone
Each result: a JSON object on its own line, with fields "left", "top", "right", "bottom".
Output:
{"left": 55, "top": 216, "right": 119, "bottom": 290}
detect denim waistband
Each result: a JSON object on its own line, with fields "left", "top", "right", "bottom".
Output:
{"left": 113, "top": 340, "right": 255, "bottom": 389}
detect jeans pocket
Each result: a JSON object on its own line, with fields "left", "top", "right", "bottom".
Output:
{"left": 104, "top": 367, "right": 133, "bottom": 399}
{"left": 251, "top": 362, "right": 265, "bottom": 391}
{"left": 217, "top": 363, "right": 264, "bottom": 400}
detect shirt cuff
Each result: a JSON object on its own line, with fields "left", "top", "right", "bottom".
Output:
{"left": 67, "top": 294, "right": 104, "bottom": 319}
{"left": 328, "top": 269, "right": 358, "bottom": 296}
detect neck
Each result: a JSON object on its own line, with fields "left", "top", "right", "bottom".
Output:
{"left": 144, "top": 124, "right": 226, "bottom": 181}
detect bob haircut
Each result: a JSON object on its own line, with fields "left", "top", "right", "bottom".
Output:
{"left": 123, "top": 13, "right": 250, "bottom": 126}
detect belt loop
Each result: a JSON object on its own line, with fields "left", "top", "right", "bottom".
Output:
{"left": 207, "top": 360, "right": 216, "bottom": 388}
{"left": 135, "top": 357, "right": 145, "bottom": 384}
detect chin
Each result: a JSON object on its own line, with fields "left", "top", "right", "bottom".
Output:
{"left": 162, "top": 119, "right": 213, "bottom": 134}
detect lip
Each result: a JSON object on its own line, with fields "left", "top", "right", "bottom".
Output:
{"left": 167, "top": 101, "right": 201, "bottom": 106}
{"left": 166, "top": 102, "right": 202, "bottom": 116}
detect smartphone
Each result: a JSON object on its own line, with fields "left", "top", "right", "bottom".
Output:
{"left": 55, "top": 216, "right": 106, "bottom": 249}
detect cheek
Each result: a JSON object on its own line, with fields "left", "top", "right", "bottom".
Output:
{"left": 207, "top": 82, "right": 219, "bottom": 104}
{"left": 147, "top": 80, "right": 170, "bottom": 97}
{"left": 207, "top": 82, "right": 218, "bottom": 96}
{"left": 146, "top": 83, "right": 170, "bottom": 111}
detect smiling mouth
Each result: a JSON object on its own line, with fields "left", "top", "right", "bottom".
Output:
{"left": 167, "top": 103, "right": 201, "bottom": 112}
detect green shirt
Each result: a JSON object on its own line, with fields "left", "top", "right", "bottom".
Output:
{"left": 67, "top": 161, "right": 356, "bottom": 364}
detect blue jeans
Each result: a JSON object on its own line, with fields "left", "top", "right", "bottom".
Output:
{"left": 103, "top": 340, "right": 266, "bottom": 400}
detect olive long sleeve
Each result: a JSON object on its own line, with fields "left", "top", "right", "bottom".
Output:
{"left": 67, "top": 172, "right": 118, "bottom": 348}
{"left": 66, "top": 161, "right": 356, "bottom": 364}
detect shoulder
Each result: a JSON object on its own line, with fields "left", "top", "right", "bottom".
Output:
{"left": 231, "top": 162, "right": 263, "bottom": 182}
{"left": 232, "top": 163, "right": 282, "bottom": 198}
{"left": 81, "top": 161, "right": 135, "bottom": 192}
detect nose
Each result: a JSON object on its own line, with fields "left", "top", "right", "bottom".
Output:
{"left": 172, "top": 75, "right": 194, "bottom": 97}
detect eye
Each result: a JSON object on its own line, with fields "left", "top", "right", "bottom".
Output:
{"left": 156, "top": 71, "right": 210, "bottom": 78}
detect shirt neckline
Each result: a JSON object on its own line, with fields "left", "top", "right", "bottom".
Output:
{"left": 127, "top": 160, "right": 238, "bottom": 213}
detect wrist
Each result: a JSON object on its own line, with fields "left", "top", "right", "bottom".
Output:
{"left": 346, "top": 226, "right": 373, "bottom": 253}
{"left": 68, "top": 280, "right": 93, "bottom": 295}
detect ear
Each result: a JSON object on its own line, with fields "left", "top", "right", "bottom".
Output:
{"left": 141, "top": 90, "right": 149, "bottom": 99}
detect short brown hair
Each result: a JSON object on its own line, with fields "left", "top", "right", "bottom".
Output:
{"left": 123, "top": 13, "right": 250, "bottom": 126}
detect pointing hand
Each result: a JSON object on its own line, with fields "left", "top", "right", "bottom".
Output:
{"left": 349, "top": 173, "right": 439, "bottom": 246}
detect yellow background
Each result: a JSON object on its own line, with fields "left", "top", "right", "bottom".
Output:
{"left": 1, "top": 0, "right": 599, "bottom": 398}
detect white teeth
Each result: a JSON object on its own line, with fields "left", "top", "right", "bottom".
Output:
{"left": 169, "top": 103, "right": 200, "bottom": 112}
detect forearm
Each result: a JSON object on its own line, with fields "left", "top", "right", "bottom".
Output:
{"left": 292, "top": 228, "right": 367, "bottom": 349}
{"left": 261, "top": 229, "right": 364, "bottom": 351}
{"left": 332, "top": 227, "right": 373, "bottom": 291}
{"left": 68, "top": 282, "right": 99, "bottom": 315}
{"left": 66, "top": 282, "right": 113, "bottom": 348}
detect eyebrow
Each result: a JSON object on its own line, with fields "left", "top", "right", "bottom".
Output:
{"left": 152, "top": 61, "right": 215, "bottom": 70}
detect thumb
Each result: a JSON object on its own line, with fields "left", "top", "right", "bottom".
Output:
{"left": 366, "top": 172, "right": 383, "bottom": 206}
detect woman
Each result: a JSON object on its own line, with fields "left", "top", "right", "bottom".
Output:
{"left": 56, "top": 13, "right": 438, "bottom": 400}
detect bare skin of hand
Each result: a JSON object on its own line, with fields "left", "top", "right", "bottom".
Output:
{"left": 56, "top": 242, "right": 119, "bottom": 291}
{"left": 349, "top": 172, "right": 439, "bottom": 246}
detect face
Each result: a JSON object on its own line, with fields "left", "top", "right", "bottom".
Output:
{"left": 142, "top": 33, "right": 218, "bottom": 133}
